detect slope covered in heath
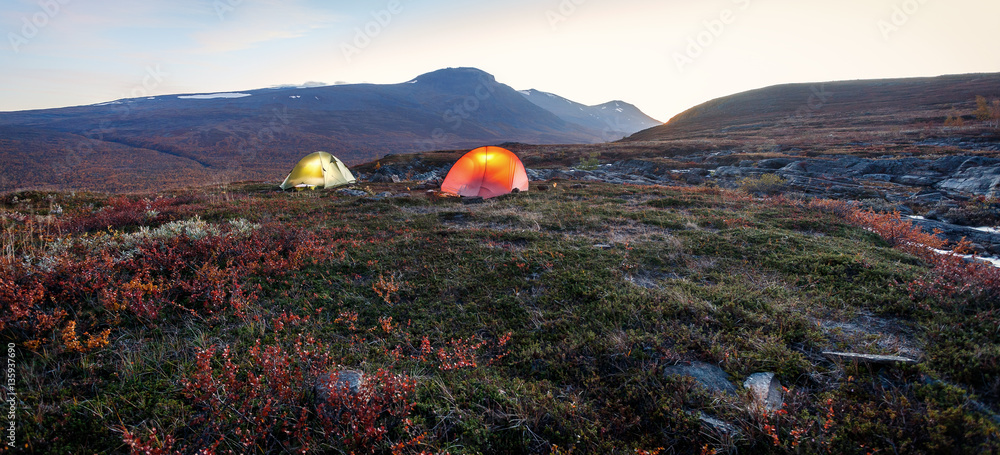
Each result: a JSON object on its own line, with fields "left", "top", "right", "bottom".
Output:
{"left": 627, "top": 73, "right": 1000, "bottom": 141}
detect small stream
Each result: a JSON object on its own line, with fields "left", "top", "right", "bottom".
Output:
{"left": 907, "top": 215, "right": 1000, "bottom": 268}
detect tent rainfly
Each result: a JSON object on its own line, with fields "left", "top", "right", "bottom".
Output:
{"left": 440, "top": 146, "right": 529, "bottom": 198}
{"left": 280, "top": 152, "right": 356, "bottom": 190}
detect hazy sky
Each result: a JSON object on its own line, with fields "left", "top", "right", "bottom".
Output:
{"left": 3, "top": 0, "right": 999, "bottom": 121}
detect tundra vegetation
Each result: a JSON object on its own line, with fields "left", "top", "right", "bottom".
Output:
{"left": 2, "top": 175, "right": 999, "bottom": 454}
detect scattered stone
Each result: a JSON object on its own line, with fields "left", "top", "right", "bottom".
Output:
{"left": 743, "top": 372, "right": 784, "bottom": 412}
{"left": 337, "top": 189, "right": 368, "bottom": 197}
{"left": 663, "top": 361, "right": 737, "bottom": 395}
{"left": 822, "top": 351, "right": 918, "bottom": 365}
{"left": 593, "top": 244, "right": 613, "bottom": 249}
{"left": 412, "top": 171, "right": 440, "bottom": 182}
{"left": 370, "top": 173, "right": 399, "bottom": 183}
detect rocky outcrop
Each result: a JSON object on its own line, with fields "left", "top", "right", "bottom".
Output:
{"left": 937, "top": 164, "right": 1000, "bottom": 196}
{"left": 707, "top": 154, "right": 1000, "bottom": 199}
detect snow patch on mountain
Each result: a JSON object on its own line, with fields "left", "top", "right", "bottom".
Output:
{"left": 178, "top": 93, "right": 252, "bottom": 100}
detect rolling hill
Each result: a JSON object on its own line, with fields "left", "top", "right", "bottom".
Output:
{"left": 626, "top": 72, "right": 1000, "bottom": 142}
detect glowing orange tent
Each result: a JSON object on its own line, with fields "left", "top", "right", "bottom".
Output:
{"left": 441, "top": 146, "right": 529, "bottom": 198}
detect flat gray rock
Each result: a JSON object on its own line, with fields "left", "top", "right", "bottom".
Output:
{"left": 664, "top": 361, "right": 736, "bottom": 395}
{"left": 822, "top": 351, "right": 918, "bottom": 365}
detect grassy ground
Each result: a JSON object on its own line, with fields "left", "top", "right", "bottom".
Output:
{"left": 2, "top": 180, "right": 999, "bottom": 454}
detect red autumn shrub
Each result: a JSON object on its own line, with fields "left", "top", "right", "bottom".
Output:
{"left": 57, "top": 196, "right": 186, "bottom": 233}
{"left": 122, "top": 337, "right": 420, "bottom": 454}
{"left": 810, "top": 199, "right": 1000, "bottom": 307}
{"left": 1, "top": 220, "right": 337, "bottom": 351}
{"left": 845, "top": 209, "right": 946, "bottom": 257}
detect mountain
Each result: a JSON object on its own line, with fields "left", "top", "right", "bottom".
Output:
{"left": 0, "top": 67, "right": 658, "bottom": 192}
{"left": 519, "top": 89, "right": 661, "bottom": 140}
{"left": 627, "top": 73, "right": 1000, "bottom": 142}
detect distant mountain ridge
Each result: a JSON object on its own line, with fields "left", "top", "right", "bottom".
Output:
{"left": 519, "top": 89, "right": 660, "bottom": 140}
{"left": 627, "top": 73, "right": 1000, "bottom": 141}
{"left": 0, "top": 67, "right": 660, "bottom": 192}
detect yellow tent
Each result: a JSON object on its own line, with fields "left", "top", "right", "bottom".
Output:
{"left": 280, "top": 152, "right": 356, "bottom": 190}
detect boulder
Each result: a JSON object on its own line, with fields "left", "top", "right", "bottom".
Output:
{"left": 316, "top": 370, "right": 364, "bottom": 404}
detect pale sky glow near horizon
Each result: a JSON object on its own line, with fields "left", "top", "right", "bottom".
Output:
{"left": 2, "top": 0, "right": 1000, "bottom": 122}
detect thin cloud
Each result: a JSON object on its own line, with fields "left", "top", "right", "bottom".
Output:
{"left": 187, "top": 1, "right": 344, "bottom": 54}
